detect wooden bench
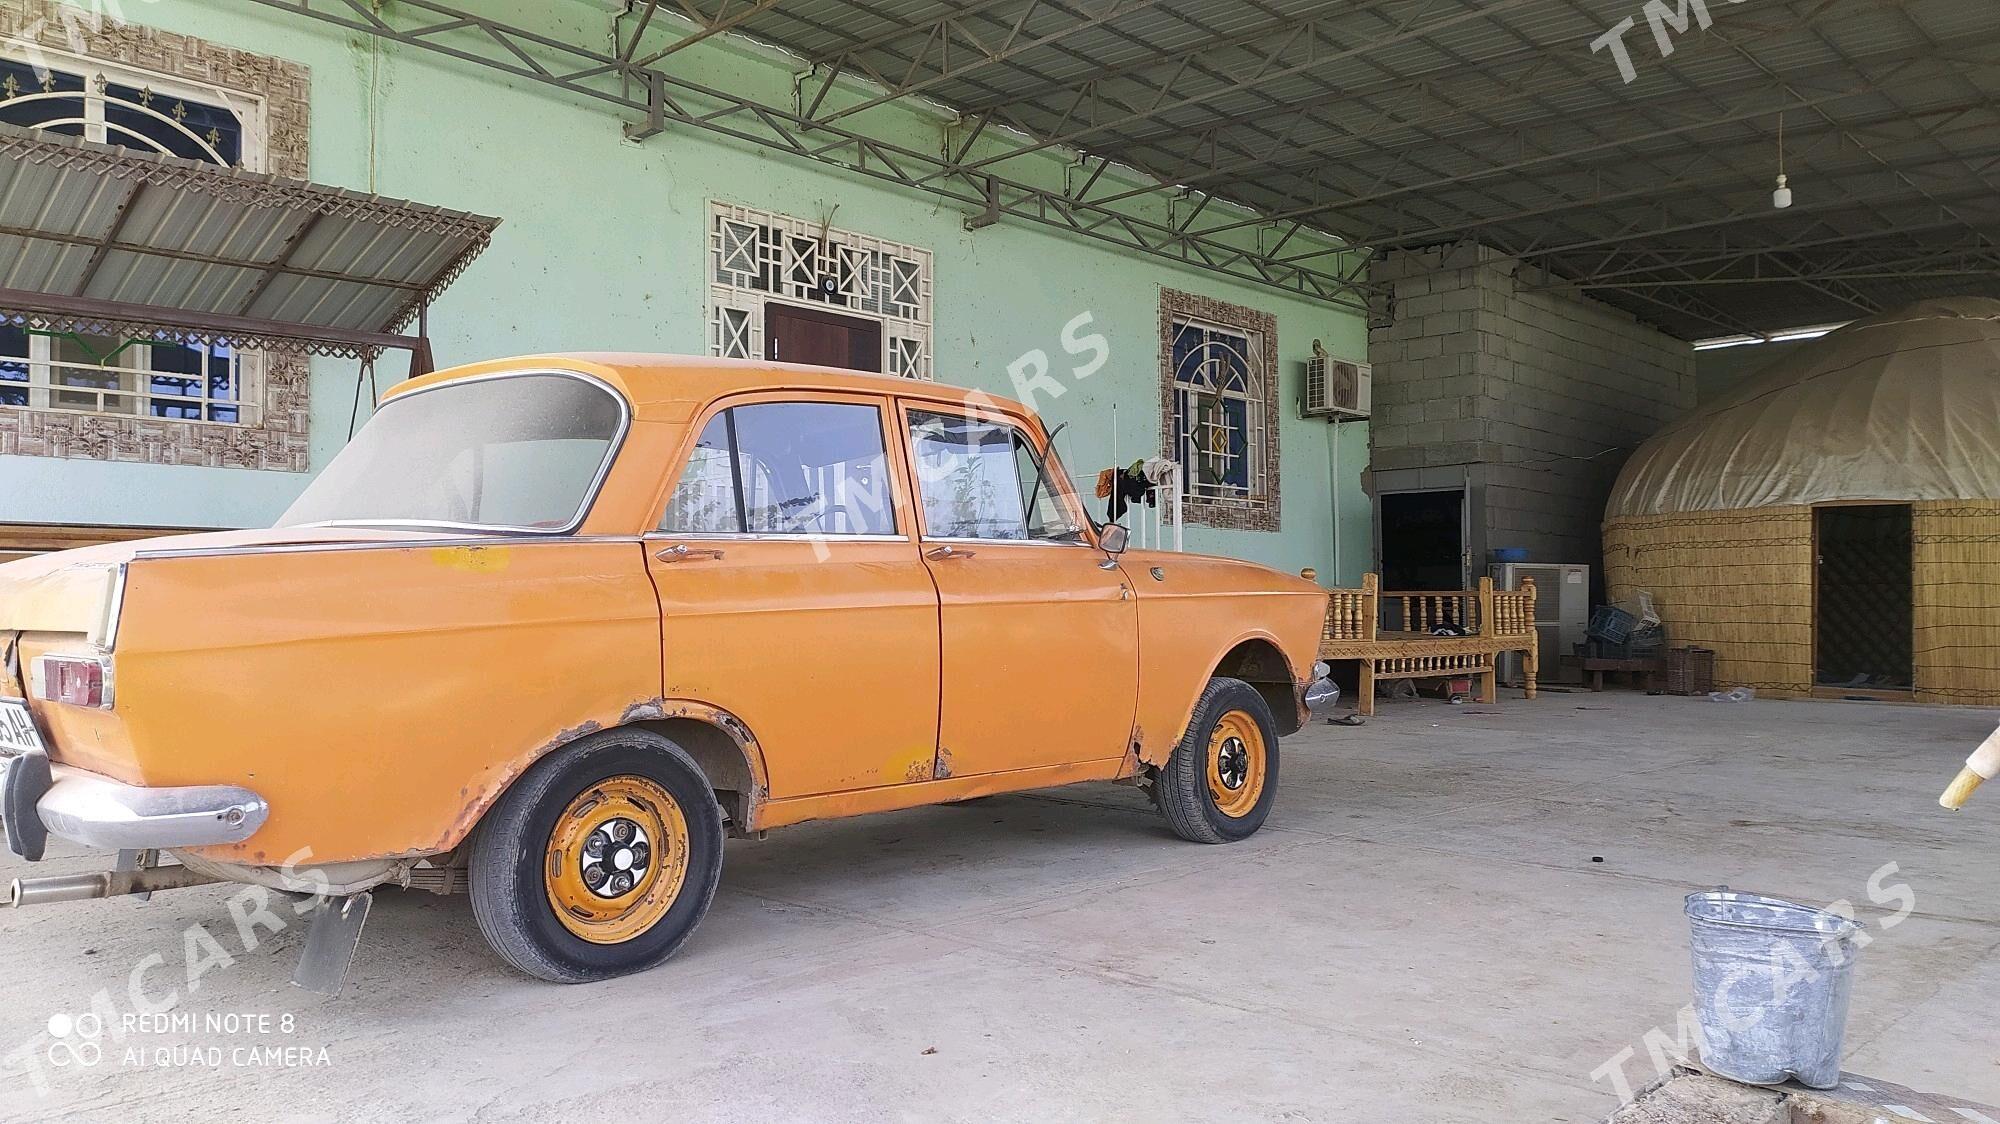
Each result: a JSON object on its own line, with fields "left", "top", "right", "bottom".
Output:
{"left": 1583, "top": 656, "right": 1663, "bottom": 692}
{"left": 1319, "top": 573, "right": 1541, "bottom": 717}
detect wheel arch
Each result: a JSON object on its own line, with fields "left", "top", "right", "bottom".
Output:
{"left": 1207, "top": 634, "right": 1304, "bottom": 737}
{"left": 444, "top": 700, "right": 773, "bottom": 855}
{"left": 623, "top": 706, "right": 771, "bottom": 833}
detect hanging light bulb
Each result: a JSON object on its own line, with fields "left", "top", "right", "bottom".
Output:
{"left": 1771, "top": 112, "right": 1793, "bottom": 209}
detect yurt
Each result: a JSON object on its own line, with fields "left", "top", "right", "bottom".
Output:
{"left": 1603, "top": 298, "right": 2000, "bottom": 704}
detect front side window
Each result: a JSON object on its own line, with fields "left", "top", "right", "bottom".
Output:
{"left": 659, "top": 402, "right": 896, "bottom": 536}
{"left": 279, "top": 373, "right": 625, "bottom": 532}
{"left": 907, "top": 410, "right": 1084, "bottom": 542}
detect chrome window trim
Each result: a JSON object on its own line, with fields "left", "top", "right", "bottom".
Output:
{"left": 95, "top": 562, "right": 127, "bottom": 651}
{"left": 131, "top": 534, "right": 646, "bottom": 562}
{"left": 918, "top": 535, "right": 1094, "bottom": 548}
{"left": 293, "top": 368, "right": 632, "bottom": 538}
{"left": 644, "top": 532, "right": 912, "bottom": 544}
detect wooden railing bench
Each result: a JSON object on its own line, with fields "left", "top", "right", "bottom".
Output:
{"left": 1319, "top": 573, "right": 1541, "bottom": 717}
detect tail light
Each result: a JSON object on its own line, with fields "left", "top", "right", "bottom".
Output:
{"left": 33, "top": 655, "right": 113, "bottom": 709}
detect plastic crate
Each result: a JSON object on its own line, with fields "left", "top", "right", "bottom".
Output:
{"left": 1588, "top": 604, "right": 1639, "bottom": 643}
{"left": 1665, "top": 647, "right": 1717, "bottom": 696}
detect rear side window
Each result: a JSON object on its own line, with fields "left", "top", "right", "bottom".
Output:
{"left": 659, "top": 402, "right": 897, "bottom": 536}
{"left": 280, "top": 372, "right": 625, "bottom": 532}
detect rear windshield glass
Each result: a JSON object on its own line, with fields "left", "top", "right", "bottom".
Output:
{"left": 279, "top": 373, "right": 625, "bottom": 532}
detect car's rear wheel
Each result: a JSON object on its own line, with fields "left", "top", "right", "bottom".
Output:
{"left": 1154, "top": 677, "right": 1280, "bottom": 844}
{"left": 469, "top": 728, "right": 724, "bottom": 982}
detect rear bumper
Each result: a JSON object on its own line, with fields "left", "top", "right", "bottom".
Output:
{"left": 0, "top": 753, "right": 267, "bottom": 859}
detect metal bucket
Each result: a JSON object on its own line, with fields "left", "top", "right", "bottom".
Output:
{"left": 1685, "top": 890, "right": 1863, "bottom": 1089}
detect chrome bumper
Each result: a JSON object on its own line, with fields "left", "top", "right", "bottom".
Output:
{"left": 1302, "top": 660, "right": 1341, "bottom": 715}
{"left": 0, "top": 753, "right": 267, "bottom": 858}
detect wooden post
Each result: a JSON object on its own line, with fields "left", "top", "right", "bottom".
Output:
{"left": 1358, "top": 659, "right": 1377, "bottom": 716}
{"left": 1523, "top": 629, "right": 1541, "bottom": 701}
{"left": 1476, "top": 576, "right": 1494, "bottom": 637}
{"left": 1361, "top": 572, "right": 1380, "bottom": 641}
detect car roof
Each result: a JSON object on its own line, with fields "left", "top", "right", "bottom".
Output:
{"left": 393, "top": 352, "right": 1036, "bottom": 425}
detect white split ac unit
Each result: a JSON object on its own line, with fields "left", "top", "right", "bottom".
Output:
{"left": 1301, "top": 341, "right": 1370, "bottom": 419}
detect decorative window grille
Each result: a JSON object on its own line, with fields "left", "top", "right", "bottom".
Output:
{"left": 707, "top": 202, "right": 933, "bottom": 379}
{"left": 1170, "top": 316, "right": 1268, "bottom": 500}
{"left": 0, "top": 46, "right": 268, "bottom": 426}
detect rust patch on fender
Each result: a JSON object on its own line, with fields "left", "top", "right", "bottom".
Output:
{"left": 620, "top": 698, "right": 669, "bottom": 724}
{"left": 431, "top": 715, "right": 610, "bottom": 853}
{"left": 934, "top": 746, "right": 954, "bottom": 779}
{"left": 1120, "top": 727, "right": 1155, "bottom": 775}
{"left": 1135, "top": 724, "right": 1174, "bottom": 768}
{"left": 904, "top": 759, "right": 933, "bottom": 783}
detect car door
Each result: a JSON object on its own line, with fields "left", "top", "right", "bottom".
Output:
{"left": 647, "top": 393, "right": 942, "bottom": 798}
{"left": 900, "top": 402, "right": 1138, "bottom": 777}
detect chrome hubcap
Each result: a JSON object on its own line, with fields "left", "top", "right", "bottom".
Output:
{"left": 580, "top": 817, "right": 652, "bottom": 898}
{"left": 1216, "top": 737, "right": 1250, "bottom": 791}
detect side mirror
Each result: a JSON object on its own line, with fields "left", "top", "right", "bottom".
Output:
{"left": 1099, "top": 523, "right": 1130, "bottom": 555}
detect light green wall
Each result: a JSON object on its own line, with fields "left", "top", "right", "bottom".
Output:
{"left": 0, "top": 0, "right": 1373, "bottom": 584}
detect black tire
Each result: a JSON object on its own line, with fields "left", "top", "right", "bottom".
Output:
{"left": 1154, "top": 677, "right": 1280, "bottom": 844}
{"left": 469, "top": 727, "right": 725, "bottom": 983}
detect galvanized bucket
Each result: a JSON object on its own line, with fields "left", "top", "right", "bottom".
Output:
{"left": 1685, "top": 890, "right": 1864, "bottom": 1089}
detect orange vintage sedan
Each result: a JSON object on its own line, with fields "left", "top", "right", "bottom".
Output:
{"left": 0, "top": 355, "right": 1335, "bottom": 983}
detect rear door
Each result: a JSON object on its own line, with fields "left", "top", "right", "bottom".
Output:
{"left": 647, "top": 393, "right": 942, "bottom": 797}
{"left": 899, "top": 402, "right": 1138, "bottom": 777}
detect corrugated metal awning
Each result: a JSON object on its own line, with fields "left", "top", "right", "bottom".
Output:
{"left": 0, "top": 123, "right": 498, "bottom": 359}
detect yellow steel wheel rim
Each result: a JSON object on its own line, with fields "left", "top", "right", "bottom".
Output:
{"left": 1205, "top": 711, "right": 1267, "bottom": 818}
{"left": 544, "top": 775, "right": 690, "bottom": 945}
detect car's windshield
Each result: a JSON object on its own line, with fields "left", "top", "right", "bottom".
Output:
{"left": 279, "top": 372, "right": 626, "bottom": 533}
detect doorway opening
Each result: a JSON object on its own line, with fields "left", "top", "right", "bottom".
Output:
{"left": 1814, "top": 503, "right": 1912, "bottom": 692}
{"left": 1378, "top": 488, "right": 1465, "bottom": 591}
{"left": 765, "top": 302, "right": 882, "bottom": 372}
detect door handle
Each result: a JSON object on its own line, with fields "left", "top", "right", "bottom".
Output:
{"left": 655, "top": 544, "right": 726, "bottom": 562}
{"left": 925, "top": 545, "right": 976, "bottom": 560}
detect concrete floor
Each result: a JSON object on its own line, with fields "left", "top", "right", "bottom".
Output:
{"left": 3, "top": 692, "right": 1998, "bottom": 1122}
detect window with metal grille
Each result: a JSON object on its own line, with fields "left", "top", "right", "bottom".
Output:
{"left": 0, "top": 48, "right": 265, "bottom": 426}
{"left": 1170, "top": 316, "right": 1267, "bottom": 500}
{"left": 706, "top": 203, "right": 932, "bottom": 379}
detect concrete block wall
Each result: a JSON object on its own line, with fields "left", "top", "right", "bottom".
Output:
{"left": 1368, "top": 244, "right": 1696, "bottom": 573}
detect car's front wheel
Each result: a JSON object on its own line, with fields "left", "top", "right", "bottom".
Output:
{"left": 469, "top": 728, "right": 724, "bottom": 982}
{"left": 1153, "top": 676, "right": 1280, "bottom": 843}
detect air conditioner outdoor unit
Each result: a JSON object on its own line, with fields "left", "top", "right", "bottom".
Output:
{"left": 1301, "top": 341, "right": 1370, "bottom": 419}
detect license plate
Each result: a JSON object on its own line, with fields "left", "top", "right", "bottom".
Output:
{"left": 0, "top": 698, "right": 45, "bottom": 755}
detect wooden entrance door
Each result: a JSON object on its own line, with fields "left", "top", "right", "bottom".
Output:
{"left": 765, "top": 303, "right": 882, "bottom": 372}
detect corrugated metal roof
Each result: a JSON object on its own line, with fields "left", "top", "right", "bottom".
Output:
{"left": 696, "top": 0, "right": 2000, "bottom": 339}
{"left": 0, "top": 124, "right": 497, "bottom": 357}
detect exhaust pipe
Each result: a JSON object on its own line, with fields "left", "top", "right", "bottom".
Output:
{"left": 7, "top": 864, "right": 220, "bottom": 908}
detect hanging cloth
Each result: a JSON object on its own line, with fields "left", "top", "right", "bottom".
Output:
{"left": 1107, "top": 461, "right": 1157, "bottom": 521}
